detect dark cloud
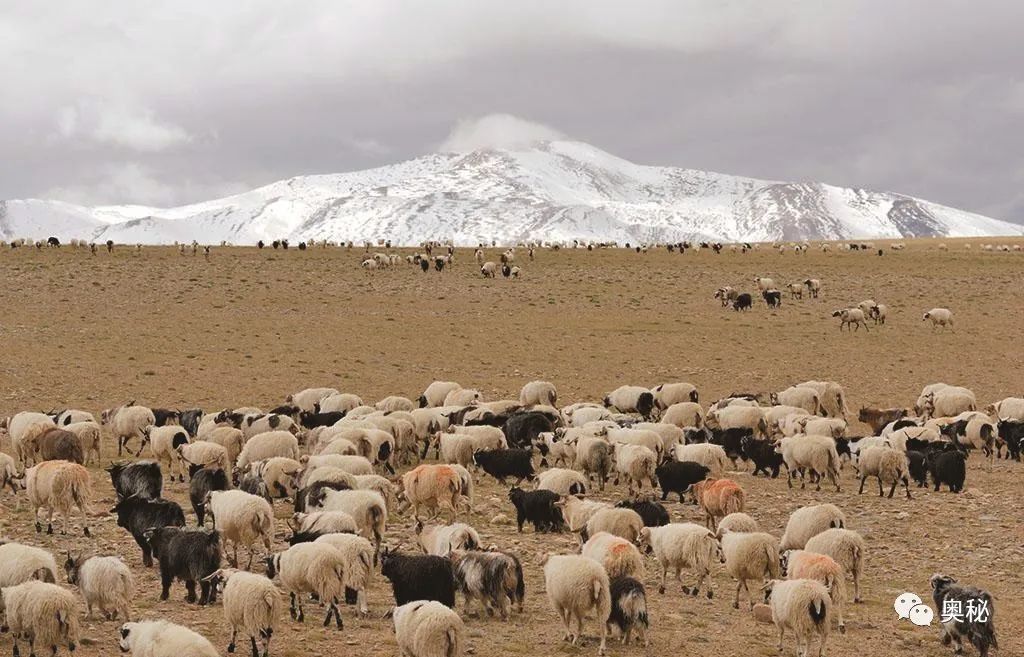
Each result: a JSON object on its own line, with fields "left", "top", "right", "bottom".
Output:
{"left": 1, "top": 1, "right": 1021, "bottom": 221}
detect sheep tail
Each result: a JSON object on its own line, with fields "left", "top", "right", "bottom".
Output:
{"left": 808, "top": 597, "right": 827, "bottom": 626}
{"left": 445, "top": 627, "right": 461, "bottom": 657}
{"left": 765, "top": 544, "right": 780, "bottom": 579}
{"left": 33, "top": 567, "right": 55, "bottom": 583}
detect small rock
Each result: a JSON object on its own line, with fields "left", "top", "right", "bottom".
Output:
{"left": 490, "top": 513, "right": 512, "bottom": 525}
{"left": 752, "top": 603, "right": 773, "bottom": 624}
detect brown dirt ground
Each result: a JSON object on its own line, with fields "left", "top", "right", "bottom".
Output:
{"left": 0, "top": 238, "right": 1022, "bottom": 657}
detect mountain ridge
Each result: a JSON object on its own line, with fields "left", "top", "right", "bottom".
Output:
{"left": 2, "top": 140, "right": 1020, "bottom": 245}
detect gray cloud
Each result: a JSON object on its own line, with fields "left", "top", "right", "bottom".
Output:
{"left": 1, "top": 1, "right": 1022, "bottom": 220}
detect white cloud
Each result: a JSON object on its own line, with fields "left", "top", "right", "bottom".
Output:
{"left": 91, "top": 104, "right": 192, "bottom": 152}
{"left": 42, "top": 163, "right": 245, "bottom": 207}
{"left": 440, "top": 113, "right": 565, "bottom": 152}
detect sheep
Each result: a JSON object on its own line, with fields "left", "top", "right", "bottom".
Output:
{"left": 615, "top": 499, "right": 668, "bottom": 527}
{"left": 301, "top": 454, "right": 373, "bottom": 482}
{"left": 318, "top": 392, "right": 364, "bottom": 414}
{"left": 632, "top": 422, "right": 684, "bottom": 453}
{"left": 448, "top": 549, "right": 524, "bottom": 619}
{"left": 803, "top": 279, "right": 821, "bottom": 298}
{"left": 708, "top": 404, "right": 769, "bottom": 438}
{"left": 763, "top": 578, "right": 831, "bottom": 657}
{"left": 0, "top": 541, "right": 58, "bottom": 586}
{"left": 289, "top": 510, "right": 358, "bottom": 542}
{"left": 521, "top": 380, "right": 558, "bottom": 407}
{"left": 391, "top": 600, "right": 465, "bottom": 657}
{"left": 869, "top": 303, "right": 888, "bottom": 324}
{"left": 502, "top": 410, "right": 557, "bottom": 449}
{"left": 804, "top": 528, "right": 866, "bottom": 603}
{"left": 565, "top": 404, "right": 612, "bottom": 427}
{"left": 754, "top": 276, "right": 776, "bottom": 291}
{"left": 248, "top": 456, "right": 301, "bottom": 499}
{"left": 102, "top": 403, "right": 156, "bottom": 456}
{"left": 111, "top": 496, "right": 187, "bottom": 567}
{"left": 241, "top": 413, "right": 297, "bottom": 440}
{"left": 930, "top": 574, "right": 998, "bottom": 657}
{"left": 673, "top": 442, "right": 731, "bottom": 475}
{"left": 554, "top": 496, "right": 611, "bottom": 543}
{"left": 603, "top": 385, "right": 655, "bottom": 419}
{"left": 117, "top": 620, "right": 218, "bottom": 657}
{"left": 177, "top": 441, "right": 231, "bottom": 473}
{"left": 190, "top": 467, "right": 230, "bottom": 527}
{"left": 780, "top": 504, "right": 847, "bottom": 551}
{"left": 399, "top": 464, "right": 462, "bottom": 522}
{"left": 61, "top": 421, "right": 101, "bottom": 464}
{"left": 775, "top": 387, "right": 822, "bottom": 416}
{"left": 140, "top": 425, "right": 191, "bottom": 482}
{"left": 541, "top": 554, "right": 610, "bottom": 654}
{"left": 508, "top": 487, "right": 563, "bottom": 532}
{"left": 146, "top": 526, "right": 222, "bottom": 605}
{"left": 857, "top": 445, "right": 911, "bottom": 499}
{"left": 415, "top": 521, "right": 482, "bottom": 556}
{"left": 236, "top": 431, "right": 300, "bottom": 469}
{"left": 287, "top": 387, "right": 340, "bottom": 412}
{"left": 920, "top": 388, "right": 977, "bottom": 419}
{"left": 24, "top": 426, "right": 85, "bottom": 465}
{"left": 206, "top": 490, "right": 274, "bottom": 569}
{"left": 314, "top": 533, "right": 375, "bottom": 616}
{"left": 733, "top": 293, "right": 753, "bottom": 310}
{"left": 782, "top": 550, "right": 847, "bottom": 633}
{"left": 265, "top": 542, "right": 345, "bottom": 627}
{"left": 584, "top": 507, "right": 644, "bottom": 544}
{"left": 202, "top": 570, "right": 281, "bottom": 657}
{"left": 720, "top": 531, "right": 781, "bottom": 609}
{"left": 473, "top": 448, "right": 534, "bottom": 484}
{"left": 430, "top": 432, "right": 475, "bottom": 467}
{"left": 714, "top": 286, "right": 738, "bottom": 306}
{"left": 582, "top": 532, "right": 644, "bottom": 579}
{"left": 715, "top": 512, "right": 760, "bottom": 538}
{"left": 309, "top": 488, "right": 388, "bottom": 552}
{"left": 5, "top": 411, "right": 55, "bottom": 463}
{"left": 63, "top": 553, "right": 133, "bottom": 621}
{"left": 379, "top": 549, "right": 456, "bottom": 607}
{"left": 0, "top": 580, "right": 80, "bottom": 656}
{"left": 353, "top": 473, "right": 399, "bottom": 511}
{"left": 832, "top": 308, "right": 869, "bottom": 331}
{"left": 651, "top": 460, "right": 706, "bottom": 502}
{"left": 637, "top": 523, "right": 721, "bottom": 596}
{"left": 690, "top": 478, "right": 745, "bottom": 531}
{"left": 660, "top": 402, "right": 705, "bottom": 429}
{"left": 24, "top": 460, "right": 92, "bottom": 536}
{"left": 611, "top": 443, "right": 657, "bottom": 495}
{"left": 52, "top": 409, "right": 95, "bottom": 427}
{"left": 857, "top": 407, "right": 909, "bottom": 433}
{"left": 203, "top": 426, "right": 245, "bottom": 463}
{"left": 376, "top": 395, "right": 416, "bottom": 413}
{"left": 444, "top": 388, "right": 481, "bottom": 407}
{"left": 446, "top": 424, "right": 507, "bottom": 451}
{"left": 923, "top": 307, "right": 954, "bottom": 330}
{"left": 535, "top": 468, "right": 588, "bottom": 496}
{"left": 480, "top": 261, "right": 499, "bottom": 277}
{"left": 0, "top": 452, "right": 19, "bottom": 496}
{"left": 573, "top": 437, "right": 613, "bottom": 491}
{"left": 651, "top": 382, "right": 699, "bottom": 409}
{"left": 606, "top": 575, "right": 649, "bottom": 647}
{"left": 776, "top": 435, "right": 842, "bottom": 491}
{"left": 533, "top": 431, "right": 576, "bottom": 468}
{"left": 419, "top": 382, "right": 463, "bottom": 408}
{"left": 926, "top": 448, "right": 967, "bottom": 492}
{"left": 797, "top": 418, "right": 846, "bottom": 438}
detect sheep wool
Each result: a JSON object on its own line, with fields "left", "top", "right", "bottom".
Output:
{"left": 582, "top": 532, "right": 645, "bottom": 579}
{"left": 117, "top": 620, "right": 219, "bottom": 657}
{"left": 392, "top": 600, "right": 465, "bottom": 657}
{"left": 638, "top": 523, "right": 720, "bottom": 597}
{"left": 542, "top": 554, "right": 610, "bottom": 654}
{"left": 0, "top": 580, "right": 80, "bottom": 656}
{"left": 779, "top": 504, "right": 847, "bottom": 551}
{"left": 765, "top": 578, "right": 832, "bottom": 657}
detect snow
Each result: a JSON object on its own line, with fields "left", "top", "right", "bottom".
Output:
{"left": 2, "top": 140, "right": 1021, "bottom": 245}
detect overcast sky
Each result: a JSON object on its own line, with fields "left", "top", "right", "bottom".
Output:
{"left": 2, "top": 1, "right": 1022, "bottom": 221}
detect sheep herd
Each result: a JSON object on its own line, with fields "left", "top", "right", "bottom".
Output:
{"left": 0, "top": 378, "right": 1014, "bottom": 657}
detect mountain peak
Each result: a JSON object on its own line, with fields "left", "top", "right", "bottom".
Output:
{"left": 2, "top": 141, "right": 1020, "bottom": 244}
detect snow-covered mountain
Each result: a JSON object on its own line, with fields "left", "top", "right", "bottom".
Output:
{"left": 3, "top": 141, "right": 1021, "bottom": 245}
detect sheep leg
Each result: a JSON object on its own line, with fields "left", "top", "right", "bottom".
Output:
{"left": 694, "top": 568, "right": 712, "bottom": 598}
{"left": 227, "top": 627, "right": 237, "bottom": 653}
{"left": 184, "top": 579, "right": 198, "bottom": 604}
{"left": 597, "top": 615, "right": 607, "bottom": 656}
{"left": 733, "top": 579, "right": 744, "bottom": 609}
{"left": 46, "top": 506, "right": 55, "bottom": 534}
{"left": 858, "top": 476, "right": 866, "bottom": 495}
{"left": 558, "top": 606, "right": 573, "bottom": 642}
{"left": 79, "top": 501, "right": 90, "bottom": 536}
{"left": 659, "top": 565, "right": 668, "bottom": 594}
{"left": 777, "top": 625, "right": 784, "bottom": 652}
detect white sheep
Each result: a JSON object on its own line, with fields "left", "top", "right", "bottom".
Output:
{"left": 444, "top": 388, "right": 481, "bottom": 407}
{"left": 242, "top": 413, "right": 298, "bottom": 440}
{"left": 353, "top": 474, "right": 399, "bottom": 511}
{"left": 708, "top": 405, "right": 769, "bottom": 438}
{"left": 754, "top": 276, "right": 776, "bottom": 292}
{"left": 53, "top": 409, "right": 95, "bottom": 426}
{"left": 0, "top": 541, "right": 58, "bottom": 586}
{"left": 775, "top": 387, "right": 822, "bottom": 416}
{"left": 419, "top": 382, "right": 462, "bottom": 408}
{"left": 375, "top": 396, "right": 416, "bottom": 413}
{"left": 431, "top": 432, "right": 475, "bottom": 467}
{"left": 64, "top": 553, "right": 133, "bottom": 621}
{"left": 314, "top": 533, "right": 375, "bottom": 616}
{"left": 142, "top": 425, "right": 191, "bottom": 482}
{"left": 650, "top": 382, "right": 699, "bottom": 410}
{"left": 720, "top": 531, "right": 781, "bottom": 609}
{"left": 207, "top": 568, "right": 280, "bottom": 657}
{"left": 0, "top": 452, "right": 19, "bottom": 497}
{"left": 585, "top": 507, "right": 644, "bottom": 543}
{"left": 392, "top": 600, "right": 465, "bottom": 657}
{"left": 776, "top": 435, "right": 842, "bottom": 491}
{"left": 763, "top": 578, "right": 832, "bottom": 657}
{"left": 266, "top": 542, "right": 346, "bottom": 628}
{"left": 61, "top": 421, "right": 102, "bottom": 465}
{"left": 536, "top": 468, "right": 589, "bottom": 496}
{"left": 101, "top": 404, "right": 156, "bottom": 456}
{"left": 611, "top": 443, "right": 657, "bottom": 495}
{"left": 715, "top": 512, "right": 760, "bottom": 538}
{"left": 923, "top": 307, "right": 954, "bottom": 330}
{"left": 287, "top": 387, "right": 341, "bottom": 412}
{"left": 832, "top": 308, "right": 869, "bottom": 331}
{"left": 582, "top": 532, "right": 644, "bottom": 579}
{"left": 480, "top": 261, "right": 499, "bottom": 277}
{"left": 803, "top": 279, "right": 821, "bottom": 298}
{"left": 541, "top": 554, "right": 610, "bottom": 654}
{"left": 318, "top": 392, "right": 364, "bottom": 414}
{"left": 312, "top": 489, "right": 388, "bottom": 551}
{"left": 235, "top": 431, "right": 300, "bottom": 469}
{"left": 783, "top": 550, "right": 847, "bottom": 633}
{"left": 25, "top": 460, "right": 92, "bottom": 536}
{"left": 415, "top": 521, "right": 482, "bottom": 556}
{"left": 207, "top": 490, "right": 275, "bottom": 569}
{"left": 572, "top": 437, "right": 612, "bottom": 491}
{"left": 673, "top": 442, "right": 731, "bottom": 475}
{"left": 857, "top": 445, "right": 911, "bottom": 499}
{"left": 795, "top": 381, "right": 848, "bottom": 419}
{"left": 603, "top": 385, "right": 656, "bottom": 419}
{"left": 554, "top": 497, "right": 611, "bottom": 544}
{"left": 804, "top": 528, "right": 866, "bottom": 603}
{"left": 292, "top": 510, "right": 358, "bottom": 536}
{"left": 117, "top": 620, "right": 218, "bottom": 657}
{"left": 4, "top": 412, "right": 55, "bottom": 464}
{"left": 534, "top": 431, "right": 576, "bottom": 468}
{"left": 252, "top": 456, "right": 302, "bottom": 498}
{"left": 660, "top": 402, "right": 705, "bottom": 429}
{"left": 0, "top": 580, "right": 80, "bottom": 656}
{"left": 521, "top": 380, "right": 558, "bottom": 407}
{"left": 637, "top": 523, "right": 721, "bottom": 596}
{"left": 565, "top": 404, "right": 612, "bottom": 427}
{"left": 779, "top": 504, "right": 847, "bottom": 551}
{"left": 305, "top": 454, "right": 374, "bottom": 479}
{"left": 632, "top": 422, "right": 684, "bottom": 453}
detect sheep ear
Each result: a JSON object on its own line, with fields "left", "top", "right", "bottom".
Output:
{"left": 382, "top": 608, "right": 396, "bottom": 620}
